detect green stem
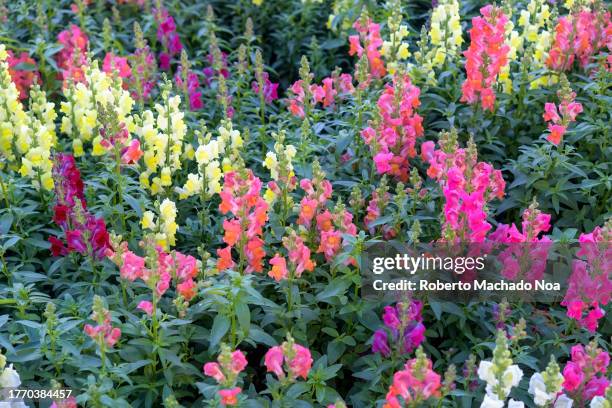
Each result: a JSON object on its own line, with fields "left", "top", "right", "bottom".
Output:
{"left": 0, "top": 174, "right": 11, "bottom": 209}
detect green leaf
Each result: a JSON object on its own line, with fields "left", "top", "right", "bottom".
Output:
{"left": 209, "top": 314, "right": 230, "bottom": 349}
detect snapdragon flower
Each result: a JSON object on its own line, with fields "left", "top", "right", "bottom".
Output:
{"left": 478, "top": 330, "right": 523, "bottom": 406}
{"left": 427, "top": 0, "right": 463, "bottom": 68}
{"left": 138, "top": 81, "right": 186, "bottom": 194}
{"left": 61, "top": 62, "right": 136, "bottom": 157}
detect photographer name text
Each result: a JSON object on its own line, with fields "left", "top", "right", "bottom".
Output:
{"left": 372, "top": 279, "right": 561, "bottom": 292}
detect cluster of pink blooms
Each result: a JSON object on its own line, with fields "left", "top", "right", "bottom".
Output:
{"left": 128, "top": 41, "right": 157, "bottom": 101}
{"left": 70, "top": 0, "right": 91, "bottom": 14}
{"left": 542, "top": 90, "right": 583, "bottom": 146}
{"left": 98, "top": 121, "right": 143, "bottom": 164}
{"left": 460, "top": 5, "right": 510, "bottom": 111}
{"left": 349, "top": 19, "right": 386, "bottom": 78}
{"left": 490, "top": 204, "right": 552, "bottom": 281}
{"left": 547, "top": 9, "right": 612, "bottom": 72}
{"left": 56, "top": 25, "right": 89, "bottom": 87}
{"left": 84, "top": 307, "right": 121, "bottom": 348}
{"left": 383, "top": 350, "right": 442, "bottom": 408}
{"left": 202, "top": 51, "right": 229, "bottom": 86}
{"left": 297, "top": 173, "right": 357, "bottom": 263}
{"left": 252, "top": 72, "right": 279, "bottom": 104}
{"left": 50, "top": 397, "right": 77, "bottom": 408}
{"left": 372, "top": 300, "right": 425, "bottom": 357}
{"left": 361, "top": 74, "right": 424, "bottom": 182}
{"left": 203, "top": 347, "right": 248, "bottom": 406}
{"left": 421, "top": 136, "right": 505, "bottom": 242}
{"left": 6, "top": 50, "right": 40, "bottom": 99}
{"left": 268, "top": 230, "right": 316, "bottom": 282}
{"left": 175, "top": 67, "right": 203, "bottom": 110}
{"left": 102, "top": 52, "right": 132, "bottom": 83}
{"left": 48, "top": 154, "right": 111, "bottom": 260}
{"left": 562, "top": 343, "right": 610, "bottom": 402}
{"left": 561, "top": 223, "right": 611, "bottom": 332}
{"left": 217, "top": 170, "right": 269, "bottom": 274}
{"left": 107, "top": 241, "right": 199, "bottom": 304}
{"left": 264, "top": 339, "right": 313, "bottom": 381}
{"left": 154, "top": 8, "right": 183, "bottom": 70}
{"left": 364, "top": 190, "right": 395, "bottom": 238}
{"left": 287, "top": 73, "right": 354, "bottom": 118}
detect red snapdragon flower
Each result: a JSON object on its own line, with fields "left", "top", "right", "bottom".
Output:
{"left": 6, "top": 50, "right": 40, "bottom": 99}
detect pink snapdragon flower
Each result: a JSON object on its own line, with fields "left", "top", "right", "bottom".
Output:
{"left": 264, "top": 337, "right": 313, "bottom": 381}
{"left": 460, "top": 5, "right": 510, "bottom": 111}
{"left": 217, "top": 170, "right": 269, "bottom": 274}
{"left": 287, "top": 72, "right": 354, "bottom": 118}
{"left": 349, "top": 19, "right": 386, "bottom": 78}
{"left": 137, "top": 300, "right": 153, "bottom": 316}
{"left": 175, "top": 67, "right": 203, "bottom": 110}
{"left": 361, "top": 73, "right": 424, "bottom": 182}
{"left": 542, "top": 79, "right": 583, "bottom": 145}
{"left": 154, "top": 8, "right": 183, "bottom": 70}
{"left": 203, "top": 345, "right": 248, "bottom": 406}
{"left": 296, "top": 164, "right": 357, "bottom": 264}
{"left": 561, "top": 221, "right": 611, "bottom": 332}
{"left": 84, "top": 296, "right": 121, "bottom": 348}
{"left": 373, "top": 300, "right": 425, "bottom": 357}
{"left": 490, "top": 202, "right": 552, "bottom": 281}
{"left": 218, "top": 387, "right": 241, "bottom": 406}
{"left": 562, "top": 343, "right": 610, "bottom": 402}
{"left": 107, "top": 240, "right": 200, "bottom": 303}
{"left": 252, "top": 72, "right": 279, "bottom": 104}
{"left": 102, "top": 52, "right": 132, "bottom": 81}
{"left": 384, "top": 347, "right": 442, "bottom": 407}
{"left": 547, "top": 9, "right": 612, "bottom": 71}
{"left": 421, "top": 132, "right": 505, "bottom": 243}
{"left": 56, "top": 25, "right": 89, "bottom": 87}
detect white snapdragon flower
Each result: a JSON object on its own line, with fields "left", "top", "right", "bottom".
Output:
{"left": 590, "top": 396, "right": 608, "bottom": 408}
{"left": 554, "top": 394, "right": 573, "bottom": 408}
{"left": 480, "top": 394, "right": 504, "bottom": 408}
{"left": 0, "top": 364, "right": 21, "bottom": 388}
{"left": 509, "top": 399, "right": 525, "bottom": 408}
{"left": 478, "top": 361, "right": 496, "bottom": 384}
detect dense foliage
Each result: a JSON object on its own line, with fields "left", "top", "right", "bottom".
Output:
{"left": 0, "top": 0, "right": 610, "bottom": 407}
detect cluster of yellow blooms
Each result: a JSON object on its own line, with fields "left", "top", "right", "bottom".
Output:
{"left": 177, "top": 128, "right": 224, "bottom": 200}
{"left": 499, "top": 7, "right": 524, "bottom": 93}
{"left": 381, "top": 0, "right": 411, "bottom": 75}
{"left": 263, "top": 132, "right": 297, "bottom": 204}
{"left": 326, "top": 0, "right": 358, "bottom": 32}
{"left": 20, "top": 86, "right": 57, "bottom": 190}
{"left": 60, "top": 62, "right": 135, "bottom": 157}
{"left": 138, "top": 84, "right": 187, "bottom": 195}
{"left": 427, "top": 0, "right": 463, "bottom": 68}
{"left": 0, "top": 45, "right": 56, "bottom": 190}
{"left": 141, "top": 198, "right": 178, "bottom": 250}
{"left": 0, "top": 46, "right": 31, "bottom": 166}
{"left": 518, "top": 0, "right": 556, "bottom": 89}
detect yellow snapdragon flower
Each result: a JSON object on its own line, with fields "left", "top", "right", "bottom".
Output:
{"left": 427, "top": 0, "right": 463, "bottom": 68}
{"left": 0, "top": 46, "right": 31, "bottom": 165}
{"left": 0, "top": 46, "right": 56, "bottom": 190}
{"left": 19, "top": 86, "right": 57, "bottom": 190}
{"left": 60, "top": 62, "right": 135, "bottom": 157}
{"left": 515, "top": 0, "right": 556, "bottom": 89}
{"left": 177, "top": 122, "right": 241, "bottom": 201}
{"left": 141, "top": 199, "right": 178, "bottom": 250}
{"left": 138, "top": 84, "right": 186, "bottom": 195}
